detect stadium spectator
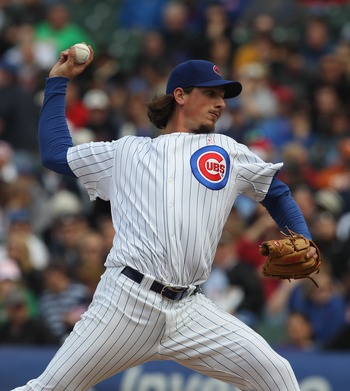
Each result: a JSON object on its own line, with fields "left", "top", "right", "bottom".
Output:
{"left": 308, "top": 210, "right": 348, "bottom": 281}
{"left": 216, "top": 96, "right": 254, "bottom": 144}
{"left": 4, "top": 231, "right": 44, "bottom": 296}
{"left": 0, "top": 288, "right": 59, "bottom": 345}
{"left": 65, "top": 80, "right": 89, "bottom": 130}
{"left": 202, "top": 3, "right": 232, "bottom": 42}
{"left": 0, "top": 258, "right": 23, "bottom": 323}
{"left": 95, "top": 215, "right": 115, "bottom": 260}
{"left": 160, "top": 1, "right": 203, "bottom": 65}
{"left": 312, "top": 53, "right": 350, "bottom": 107}
{"left": 314, "top": 136, "right": 350, "bottom": 192}
{"left": 82, "top": 88, "right": 117, "bottom": 141}
{"left": 0, "top": 257, "right": 38, "bottom": 321}
{"left": 135, "top": 30, "right": 171, "bottom": 97}
{"left": 118, "top": 91, "right": 158, "bottom": 138}
{"left": 235, "top": 205, "right": 282, "bottom": 300}
{"left": 0, "top": 140, "right": 18, "bottom": 184}
{"left": 276, "top": 311, "right": 316, "bottom": 352}
{"left": 232, "top": 14, "right": 277, "bottom": 73}
{"left": 74, "top": 231, "right": 106, "bottom": 298}
{"left": 236, "top": 62, "right": 278, "bottom": 121}
{"left": 278, "top": 145, "right": 318, "bottom": 191}
{"left": 310, "top": 85, "right": 344, "bottom": 143}
{"left": 5, "top": 209, "right": 49, "bottom": 272}
{"left": 299, "top": 15, "right": 335, "bottom": 73}
{"left": 0, "top": 59, "right": 39, "bottom": 153}
{"left": 288, "top": 267, "right": 347, "bottom": 347}
{"left": 208, "top": 35, "right": 234, "bottom": 80}
{"left": 38, "top": 262, "right": 90, "bottom": 341}
{"left": 33, "top": 2, "right": 92, "bottom": 70}
{"left": 47, "top": 213, "right": 91, "bottom": 271}
{"left": 290, "top": 185, "right": 318, "bottom": 224}
{"left": 118, "top": 0, "right": 169, "bottom": 31}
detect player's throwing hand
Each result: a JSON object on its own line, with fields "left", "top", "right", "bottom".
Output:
{"left": 49, "top": 43, "right": 93, "bottom": 79}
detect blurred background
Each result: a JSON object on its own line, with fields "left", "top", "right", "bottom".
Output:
{"left": 1, "top": 0, "right": 350, "bottom": 390}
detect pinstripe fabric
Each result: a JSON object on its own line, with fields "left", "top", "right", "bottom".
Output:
{"left": 67, "top": 133, "right": 282, "bottom": 286}
{"left": 13, "top": 268, "right": 299, "bottom": 391}
{"left": 12, "top": 133, "right": 300, "bottom": 391}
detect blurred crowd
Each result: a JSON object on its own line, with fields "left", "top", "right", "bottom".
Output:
{"left": 0, "top": 0, "right": 350, "bottom": 352}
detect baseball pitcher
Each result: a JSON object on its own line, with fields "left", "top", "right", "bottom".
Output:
{"left": 12, "top": 45, "right": 319, "bottom": 391}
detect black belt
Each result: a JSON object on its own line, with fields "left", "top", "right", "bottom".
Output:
{"left": 121, "top": 266, "right": 201, "bottom": 301}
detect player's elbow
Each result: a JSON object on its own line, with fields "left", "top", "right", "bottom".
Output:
{"left": 41, "top": 152, "right": 59, "bottom": 171}
{"left": 40, "top": 151, "right": 75, "bottom": 176}
{"left": 40, "top": 153, "right": 52, "bottom": 169}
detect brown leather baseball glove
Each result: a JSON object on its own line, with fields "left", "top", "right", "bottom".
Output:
{"left": 259, "top": 227, "right": 322, "bottom": 287}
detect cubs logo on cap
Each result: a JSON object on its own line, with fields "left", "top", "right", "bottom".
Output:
{"left": 190, "top": 146, "right": 230, "bottom": 190}
{"left": 213, "top": 65, "right": 221, "bottom": 76}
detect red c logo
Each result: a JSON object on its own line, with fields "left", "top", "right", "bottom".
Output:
{"left": 198, "top": 152, "right": 225, "bottom": 181}
{"left": 213, "top": 65, "right": 221, "bottom": 76}
{"left": 190, "top": 145, "right": 230, "bottom": 190}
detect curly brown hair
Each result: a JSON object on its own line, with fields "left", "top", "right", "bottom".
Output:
{"left": 146, "top": 87, "right": 194, "bottom": 129}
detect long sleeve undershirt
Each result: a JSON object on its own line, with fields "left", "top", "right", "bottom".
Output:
{"left": 39, "top": 77, "right": 311, "bottom": 239}
{"left": 39, "top": 77, "right": 74, "bottom": 177}
{"left": 260, "top": 176, "right": 311, "bottom": 239}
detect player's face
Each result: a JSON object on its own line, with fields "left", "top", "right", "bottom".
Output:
{"left": 182, "top": 87, "right": 226, "bottom": 133}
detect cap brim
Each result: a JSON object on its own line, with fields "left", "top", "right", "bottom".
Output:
{"left": 194, "top": 80, "right": 242, "bottom": 99}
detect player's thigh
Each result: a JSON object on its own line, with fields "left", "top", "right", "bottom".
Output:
{"left": 16, "top": 270, "right": 165, "bottom": 391}
{"left": 168, "top": 295, "right": 299, "bottom": 391}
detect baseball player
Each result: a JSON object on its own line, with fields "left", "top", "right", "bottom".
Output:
{"left": 12, "top": 46, "right": 318, "bottom": 391}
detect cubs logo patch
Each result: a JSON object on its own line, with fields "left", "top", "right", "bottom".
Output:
{"left": 190, "top": 146, "right": 230, "bottom": 190}
{"left": 213, "top": 65, "right": 221, "bottom": 76}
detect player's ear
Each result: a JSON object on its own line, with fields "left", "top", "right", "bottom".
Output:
{"left": 173, "top": 87, "right": 186, "bottom": 106}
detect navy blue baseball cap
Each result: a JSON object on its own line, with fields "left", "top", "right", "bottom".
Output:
{"left": 166, "top": 60, "right": 242, "bottom": 99}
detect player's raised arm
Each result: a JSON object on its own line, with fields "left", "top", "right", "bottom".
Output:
{"left": 38, "top": 44, "right": 93, "bottom": 176}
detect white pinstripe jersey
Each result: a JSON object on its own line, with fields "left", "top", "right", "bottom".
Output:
{"left": 67, "top": 132, "right": 282, "bottom": 286}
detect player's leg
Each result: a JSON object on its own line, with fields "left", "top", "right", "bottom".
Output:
{"left": 160, "top": 294, "right": 300, "bottom": 391}
{"left": 11, "top": 269, "right": 165, "bottom": 391}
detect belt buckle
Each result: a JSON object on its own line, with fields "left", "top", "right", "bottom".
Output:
{"left": 161, "top": 285, "right": 187, "bottom": 300}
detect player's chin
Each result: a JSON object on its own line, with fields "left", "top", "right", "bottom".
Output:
{"left": 192, "top": 123, "right": 215, "bottom": 134}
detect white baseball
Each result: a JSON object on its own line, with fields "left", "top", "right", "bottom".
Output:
{"left": 73, "top": 43, "right": 90, "bottom": 64}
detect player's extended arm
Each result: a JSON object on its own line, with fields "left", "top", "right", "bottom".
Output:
{"left": 260, "top": 176, "right": 312, "bottom": 240}
{"left": 261, "top": 176, "right": 318, "bottom": 260}
{"left": 39, "top": 45, "right": 93, "bottom": 176}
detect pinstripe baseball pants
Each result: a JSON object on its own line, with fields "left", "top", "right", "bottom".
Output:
{"left": 12, "top": 267, "right": 300, "bottom": 391}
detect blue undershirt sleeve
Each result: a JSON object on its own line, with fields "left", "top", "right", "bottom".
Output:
{"left": 260, "top": 175, "right": 312, "bottom": 240}
{"left": 38, "top": 77, "right": 75, "bottom": 177}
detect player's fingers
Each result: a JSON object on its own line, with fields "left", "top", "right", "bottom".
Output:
{"left": 49, "top": 45, "right": 92, "bottom": 78}
{"left": 67, "top": 46, "right": 78, "bottom": 63}
{"left": 87, "top": 45, "right": 94, "bottom": 62}
{"left": 306, "top": 246, "right": 317, "bottom": 259}
{"left": 59, "top": 49, "right": 69, "bottom": 62}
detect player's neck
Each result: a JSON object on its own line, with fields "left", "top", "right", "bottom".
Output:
{"left": 164, "top": 118, "right": 192, "bottom": 134}
{"left": 164, "top": 115, "right": 212, "bottom": 135}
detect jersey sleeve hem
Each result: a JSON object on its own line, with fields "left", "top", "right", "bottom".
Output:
{"left": 67, "top": 143, "right": 115, "bottom": 202}
{"left": 235, "top": 162, "right": 283, "bottom": 202}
